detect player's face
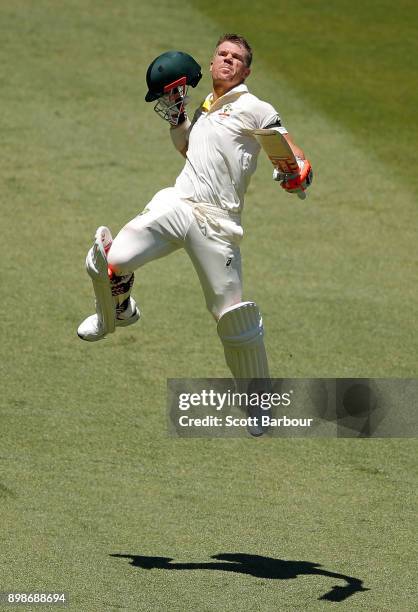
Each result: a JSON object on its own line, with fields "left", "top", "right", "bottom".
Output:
{"left": 210, "top": 42, "right": 251, "bottom": 92}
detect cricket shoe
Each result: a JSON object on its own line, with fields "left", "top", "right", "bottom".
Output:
{"left": 77, "top": 297, "right": 140, "bottom": 342}
{"left": 247, "top": 405, "right": 271, "bottom": 437}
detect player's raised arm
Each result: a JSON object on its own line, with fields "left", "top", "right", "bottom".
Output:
{"left": 144, "top": 51, "right": 202, "bottom": 158}
{"left": 282, "top": 133, "right": 305, "bottom": 160}
{"left": 254, "top": 125, "right": 313, "bottom": 199}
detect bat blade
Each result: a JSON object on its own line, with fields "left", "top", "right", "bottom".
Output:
{"left": 253, "top": 128, "right": 307, "bottom": 200}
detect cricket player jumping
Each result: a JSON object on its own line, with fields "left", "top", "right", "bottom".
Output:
{"left": 78, "top": 34, "right": 313, "bottom": 384}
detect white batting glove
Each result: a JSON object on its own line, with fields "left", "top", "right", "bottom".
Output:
{"left": 273, "top": 159, "right": 313, "bottom": 195}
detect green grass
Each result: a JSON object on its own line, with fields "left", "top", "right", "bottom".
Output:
{"left": 1, "top": 1, "right": 417, "bottom": 610}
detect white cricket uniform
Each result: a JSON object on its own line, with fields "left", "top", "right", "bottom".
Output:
{"left": 108, "top": 84, "right": 287, "bottom": 319}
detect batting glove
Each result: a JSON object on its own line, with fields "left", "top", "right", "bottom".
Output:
{"left": 279, "top": 158, "right": 313, "bottom": 195}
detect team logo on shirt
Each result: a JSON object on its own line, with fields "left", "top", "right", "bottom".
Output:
{"left": 218, "top": 103, "right": 233, "bottom": 118}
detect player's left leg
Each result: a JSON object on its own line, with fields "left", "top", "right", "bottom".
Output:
{"left": 185, "top": 213, "right": 271, "bottom": 435}
{"left": 184, "top": 209, "right": 269, "bottom": 377}
{"left": 216, "top": 301, "right": 270, "bottom": 380}
{"left": 184, "top": 211, "right": 243, "bottom": 320}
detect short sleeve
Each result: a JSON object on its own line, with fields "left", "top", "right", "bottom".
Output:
{"left": 240, "top": 94, "right": 288, "bottom": 133}
{"left": 258, "top": 101, "right": 281, "bottom": 128}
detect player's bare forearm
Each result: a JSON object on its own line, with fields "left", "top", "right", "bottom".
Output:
{"left": 283, "top": 133, "right": 305, "bottom": 160}
{"left": 170, "top": 120, "right": 190, "bottom": 158}
{"left": 178, "top": 144, "right": 188, "bottom": 158}
{"left": 170, "top": 138, "right": 187, "bottom": 158}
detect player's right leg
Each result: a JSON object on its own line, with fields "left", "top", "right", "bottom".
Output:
{"left": 77, "top": 189, "right": 185, "bottom": 341}
{"left": 77, "top": 226, "right": 141, "bottom": 342}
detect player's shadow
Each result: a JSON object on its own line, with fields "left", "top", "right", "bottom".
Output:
{"left": 110, "top": 552, "right": 369, "bottom": 602}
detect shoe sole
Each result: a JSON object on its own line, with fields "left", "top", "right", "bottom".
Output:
{"left": 77, "top": 330, "right": 106, "bottom": 342}
{"left": 77, "top": 308, "right": 140, "bottom": 342}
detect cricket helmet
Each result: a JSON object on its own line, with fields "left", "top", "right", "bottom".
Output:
{"left": 145, "top": 51, "right": 202, "bottom": 102}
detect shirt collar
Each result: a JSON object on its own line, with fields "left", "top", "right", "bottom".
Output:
{"left": 202, "top": 83, "right": 249, "bottom": 112}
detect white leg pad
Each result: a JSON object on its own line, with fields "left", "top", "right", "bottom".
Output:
{"left": 217, "top": 301, "right": 270, "bottom": 379}
{"left": 85, "top": 226, "right": 115, "bottom": 335}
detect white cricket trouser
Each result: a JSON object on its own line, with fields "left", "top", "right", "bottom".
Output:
{"left": 107, "top": 188, "right": 243, "bottom": 319}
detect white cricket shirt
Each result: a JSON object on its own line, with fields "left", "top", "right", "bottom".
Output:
{"left": 174, "top": 84, "right": 287, "bottom": 212}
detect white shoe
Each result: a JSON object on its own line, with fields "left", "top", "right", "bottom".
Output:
{"left": 77, "top": 297, "right": 140, "bottom": 342}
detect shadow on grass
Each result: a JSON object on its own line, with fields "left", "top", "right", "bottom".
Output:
{"left": 110, "top": 552, "right": 369, "bottom": 602}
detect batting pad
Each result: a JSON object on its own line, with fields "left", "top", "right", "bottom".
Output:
{"left": 85, "top": 226, "right": 115, "bottom": 335}
{"left": 217, "top": 301, "right": 270, "bottom": 379}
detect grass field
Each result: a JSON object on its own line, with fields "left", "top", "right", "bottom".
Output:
{"left": 1, "top": 1, "right": 417, "bottom": 610}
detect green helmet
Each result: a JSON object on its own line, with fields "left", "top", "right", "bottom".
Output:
{"left": 145, "top": 51, "right": 202, "bottom": 102}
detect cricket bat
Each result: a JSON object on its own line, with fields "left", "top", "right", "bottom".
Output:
{"left": 253, "top": 127, "right": 307, "bottom": 200}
